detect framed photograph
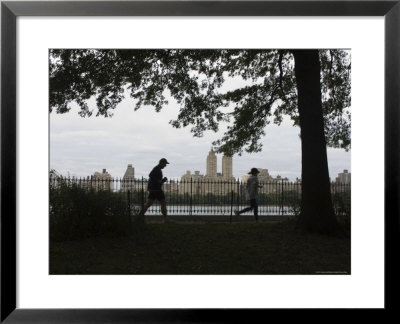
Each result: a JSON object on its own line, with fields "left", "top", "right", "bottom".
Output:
{"left": 2, "top": 0, "right": 399, "bottom": 322}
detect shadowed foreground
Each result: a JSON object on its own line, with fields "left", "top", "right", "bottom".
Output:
{"left": 50, "top": 221, "right": 350, "bottom": 275}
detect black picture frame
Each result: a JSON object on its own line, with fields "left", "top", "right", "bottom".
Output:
{"left": 1, "top": 0, "right": 399, "bottom": 322}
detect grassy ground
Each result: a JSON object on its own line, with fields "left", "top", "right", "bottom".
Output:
{"left": 50, "top": 220, "right": 350, "bottom": 275}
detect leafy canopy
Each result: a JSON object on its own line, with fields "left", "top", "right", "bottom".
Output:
{"left": 50, "top": 49, "right": 351, "bottom": 155}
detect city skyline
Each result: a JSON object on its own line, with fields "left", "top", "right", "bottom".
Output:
{"left": 50, "top": 152, "right": 351, "bottom": 184}
{"left": 50, "top": 89, "right": 351, "bottom": 182}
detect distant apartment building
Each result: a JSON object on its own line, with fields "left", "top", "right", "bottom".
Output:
{"left": 335, "top": 169, "right": 351, "bottom": 184}
{"left": 206, "top": 149, "right": 217, "bottom": 177}
{"left": 92, "top": 169, "right": 113, "bottom": 191}
{"left": 222, "top": 155, "right": 233, "bottom": 179}
{"left": 179, "top": 148, "right": 237, "bottom": 195}
{"left": 121, "top": 164, "right": 135, "bottom": 192}
{"left": 180, "top": 170, "right": 204, "bottom": 195}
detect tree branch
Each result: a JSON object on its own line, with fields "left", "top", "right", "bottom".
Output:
{"left": 278, "top": 50, "right": 284, "bottom": 95}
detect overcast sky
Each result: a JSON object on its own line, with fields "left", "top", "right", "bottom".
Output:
{"left": 50, "top": 89, "right": 351, "bottom": 182}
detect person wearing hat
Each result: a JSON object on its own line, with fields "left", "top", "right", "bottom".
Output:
{"left": 235, "top": 168, "right": 262, "bottom": 221}
{"left": 140, "top": 158, "right": 170, "bottom": 222}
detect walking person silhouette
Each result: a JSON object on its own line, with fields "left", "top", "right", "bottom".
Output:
{"left": 140, "top": 158, "right": 169, "bottom": 223}
{"left": 235, "top": 168, "right": 263, "bottom": 221}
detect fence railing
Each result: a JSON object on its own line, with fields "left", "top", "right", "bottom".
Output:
{"left": 49, "top": 176, "right": 351, "bottom": 217}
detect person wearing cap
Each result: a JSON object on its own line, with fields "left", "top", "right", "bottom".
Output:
{"left": 140, "top": 158, "right": 169, "bottom": 222}
{"left": 235, "top": 168, "right": 262, "bottom": 221}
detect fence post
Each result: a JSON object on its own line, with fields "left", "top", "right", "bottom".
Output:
{"left": 280, "top": 181, "right": 283, "bottom": 216}
{"left": 230, "top": 189, "right": 234, "bottom": 223}
{"left": 237, "top": 179, "right": 240, "bottom": 212}
{"left": 127, "top": 189, "right": 132, "bottom": 231}
{"left": 141, "top": 176, "right": 144, "bottom": 212}
{"left": 190, "top": 178, "right": 193, "bottom": 216}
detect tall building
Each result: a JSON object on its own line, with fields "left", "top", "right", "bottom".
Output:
{"left": 206, "top": 148, "right": 217, "bottom": 177}
{"left": 180, "top": 149, "right": 237, "bottom": 195}
{"left": 222, "top": 155, "right": 233, "bottom": 179}
{"left": 121, "top": 164, "right": 135, "bottom": 191}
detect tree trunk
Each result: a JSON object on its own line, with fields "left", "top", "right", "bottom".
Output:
{"left": 292, "top": 50, "right": 339, "bottom": 234}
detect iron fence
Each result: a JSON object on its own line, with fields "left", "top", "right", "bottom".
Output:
{"left": 49, "top": 176, "right": 351, "bottom": 217}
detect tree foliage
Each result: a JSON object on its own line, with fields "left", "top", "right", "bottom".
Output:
{"left": 50, "top": 49, "right": 351, "bottom": 155}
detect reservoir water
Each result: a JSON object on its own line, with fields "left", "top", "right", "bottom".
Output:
{"left": 132, "top": 204, "right": 294, "bottom": 216}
